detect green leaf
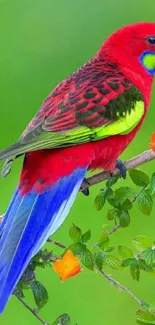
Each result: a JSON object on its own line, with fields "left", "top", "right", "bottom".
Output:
{"left": 107, "top": 208, "right": 118, "bottom": 220}
{"left": 69, "top": 224, "right": 82, "bottom": 242}
{"left": 81, "top": 230, "right": 91, "bottom": 243}
{"left": 149, "top": 173, "right": 155, "bottom": 196}
{"left": 107, "top": 193, "right": 120, "bottom": 208}
{"left": 52, "top": 313, "right": 71, "bottom": 325}
{"left": 117, "top": 210, "right": 130, "bottom": 228}
{"left": 129, "top": 169, "right": 149, "bottom": 187}
{"left": 115, "top": 186, "right": 136, "bottom": 203}
{"left": 98, "top": 231, "right": 109, "bottom": 249}
{"left": 80, "top": 247, "right": 94, "bottom": 270}
{"left": 130, "top": 265, "right": 140, "bottom": 281}
{"left": 102, "top": 187, "right": 114, "bottom": 198}
{"left": 136, "top": 321, "right": 155, "bottom": 325}
{"left": 102, "top": 224, "right": 109, "bottom": 232}
{"left": 122, "top": 257, "right": 138, "bottom": 267}
{"left": 118, "top": 245, "right": 133, "bottom": 258}
{"left": 31, "top": 281, "right": 48, "bottom": 309}
{"left": 136, "top": 310, "right": 155, "bottom": 322}
{"left": 137, "top": 191, "right": 153, "bottom": 216}
{"left": 133, "top": 236, "right": 152, "bottom": 251}
{"left": 104, "top": 246, "right": 115, "bottom": 253}
{"left": 144, "top": 248, "right": 155, "bottom": 266}
{"left": 95, "top": 252, "right": 105, "bottom": 270}
{"left": 105, "top": 255, "right": 121, "bottom": 270}
{"left": 94, "top": 192, "right": 106, "bottom": 211}
{"left": 106, "top": 176, "right": 119, "bottom": 188}
{"left": 138, "top": 259, "right": 153, "bottom": 272}
{"left": 121, "top": 198, "right": 133, "bottom": 211}
{"left": 66, "top": 243, "right": 85, "bottom": 256}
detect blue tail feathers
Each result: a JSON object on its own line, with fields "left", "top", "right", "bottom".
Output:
{"left": 0, "top": 167, "right": 87, "bottom": 313}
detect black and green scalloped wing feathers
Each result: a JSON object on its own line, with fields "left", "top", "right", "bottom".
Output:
{"left": 0, "top": 58, "right": 144, "bottom": 162}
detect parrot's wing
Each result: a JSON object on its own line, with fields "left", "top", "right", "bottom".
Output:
{"left": 0, "top": 58, "right": 144, "bottom": 162}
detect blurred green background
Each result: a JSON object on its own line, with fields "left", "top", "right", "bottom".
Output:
{"left": 0, "top": 0, "right": 155, "bottom": 324}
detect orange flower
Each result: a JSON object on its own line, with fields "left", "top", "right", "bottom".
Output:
{"left": 150, "top": 133, "right": 155, "bottom": 151}
{"left": 53, "top": 250, "right": 82, "bottom": 281}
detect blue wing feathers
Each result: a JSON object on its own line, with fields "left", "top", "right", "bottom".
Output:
{"left": 0, "top": 167, "right": 87, "bottom": 313}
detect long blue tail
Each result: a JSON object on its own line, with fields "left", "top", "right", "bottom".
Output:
{"left": 0, "top": 167, "right": 87, "bottom": 313}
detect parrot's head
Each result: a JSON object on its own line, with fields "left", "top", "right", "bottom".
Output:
{"left": 99, "top": 22, "right": 155, "bottom": 77}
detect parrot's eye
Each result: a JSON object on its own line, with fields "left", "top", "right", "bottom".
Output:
{"left": 147, "top": 37, "right": 155, "bottom": 45}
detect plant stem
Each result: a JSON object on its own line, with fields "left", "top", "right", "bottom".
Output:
{"left": 99, "top": 269, "right": 145, "bottom": 306}
{"left": 16, "top": 295, "right": 49, "bottom": 325}
{"left": 47, "top": 239, "right": 66, "bottom": 249}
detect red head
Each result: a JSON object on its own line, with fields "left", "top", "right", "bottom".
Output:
{"left": 98, "top": 22, "right": 155, "bottom": 85}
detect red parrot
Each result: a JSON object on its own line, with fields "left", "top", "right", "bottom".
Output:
{"left": 0, "top": 22, "right": 155, "bottom": 312}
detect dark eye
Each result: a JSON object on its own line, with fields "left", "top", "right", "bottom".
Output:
{"left": 147, "top": 37, "right": 155, "bottom": 45}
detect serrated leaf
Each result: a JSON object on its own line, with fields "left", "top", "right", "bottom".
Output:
{"left": 122, "top": 257, "right": 137, "bottom": 267}
{"left": 129, "top": 169, "right": 149, "bottom": 187}
{"left": 137, "top": 191, "right": 153, "bottom": 216}
{"left": 98, "top": 231, "right": 109, "bottom": 249}
{"left": 121, "top": 198, "right": 132, "bottom": 211}
{"left": 138, "top": 259, "right": 153, "bottom": 272}
{"left": 69, "top": 224, "right": 82, "bottom": 242}
{"left": 149, "top": 173, "right": 155, "bottom": 196}
{"left": 31, "top": 281, "right": 48, "bottom": 309}
{"left": 52, "top": 313, "right": 71, "bottom": 325}
{"left": 106, "top": 176, "right": 119, "bottom": 188}
{"left": 95, "top": 252, "right": 105, "bottom": 270}
{"left": 143, "top": 248, "right": 155, "bottom": 266}
{"left": 118, "top": 245, "right": 133, "bottom": 258}
{"left": 105, "top": 255, "right": 121, "bottom": 270}
{"left": 94, "top": 193, "right": 106, "bottom": 211}
{"left": 80, "top": 247, "right": 94, "bottom": 270}
{"left": 117, "top": 210, "right": 130, "bottom": 228}
{"left": 130, "top": 265, "right": 140, "bottom": 281}
{"left": 66, "top": 243, "right": 85, "bottom": 256}
{"left": 136, "top": 310, "right": 155, "bottom": 322}
{"left": 133, "top": 236, "right": 152, "bottom": 251}
{"left": 81, "top": 229, "right": 91, "bottom": 243}
{"left": 115, "top": 186, "right": 136, "bottom": 203}
{"left": 107, "top": 208, "right": 118, "bottom": 220}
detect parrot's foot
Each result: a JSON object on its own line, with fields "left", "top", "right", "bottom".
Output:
{"left": 80, "top": 178, "right": 90, "bottom": 196}
{"left": 115, "top": 159, "right": 127, "bottom": 179}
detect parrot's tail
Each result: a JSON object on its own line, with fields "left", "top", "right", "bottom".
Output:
{"left": 0, "top": 166, "right": 87, "bottom": 313}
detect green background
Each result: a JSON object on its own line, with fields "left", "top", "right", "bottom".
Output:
{"left": 0, "top": 0, "right": 155, "bottom": 324}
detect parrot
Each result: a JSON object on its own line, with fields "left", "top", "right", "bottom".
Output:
{"left": 0, "top": 21, "right": 155, "bottom": 313}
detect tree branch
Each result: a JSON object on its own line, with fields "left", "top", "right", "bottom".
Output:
{"left": 16, "top": 296, "right": 49, "bottom": 325}
{"left": 98, "top": 269, "right": 145, "bottom": 307}
{"left": 80, "top": 149, "right": 155, "bottom": 192}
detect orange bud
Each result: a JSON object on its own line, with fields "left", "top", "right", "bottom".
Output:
{"left": 150, "top": 133, "right": 155, "bottom": 151}
{"left": 53, "top": 250, "right": 82, "bottom": 281}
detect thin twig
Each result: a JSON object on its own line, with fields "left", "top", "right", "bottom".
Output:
{"left": 47, "top": 239, "right": 66, "bottom": 249}
{"left": 93, "top": 182, "right": 150, "bottom": 247}
{"left": 16, "top": 296, "right": 49, "bottom": 325}
{"left": 99, "top": 269, "right": 144, "bottom": 306}
{"left": 80, "top": 149, "right": 155, "bottom": 192}
{"left": 108, "top": 225, "right": 120, "bottom": 235}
